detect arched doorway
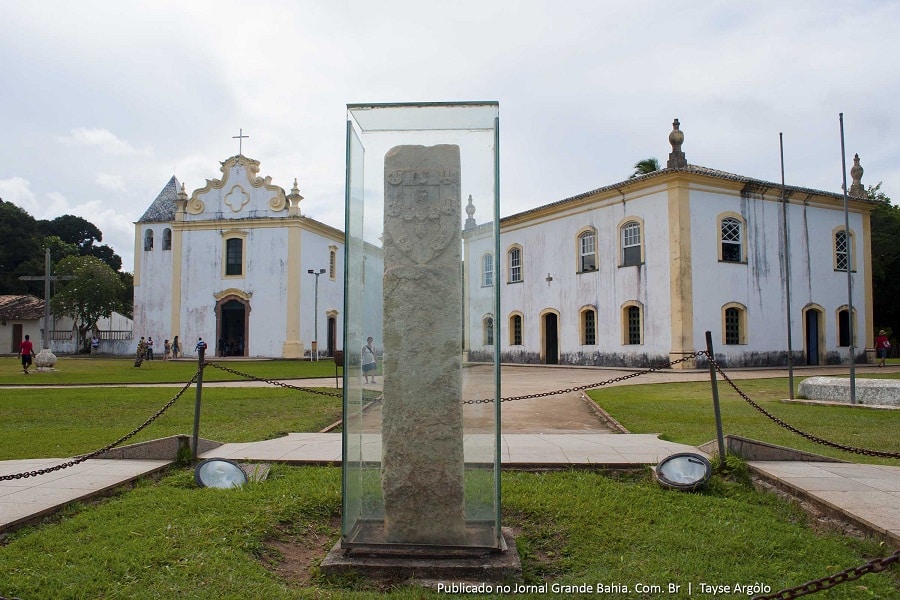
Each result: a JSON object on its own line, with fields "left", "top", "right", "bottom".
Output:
{"left": 215, "top": 296, "right": 250, "bottom": 357}
{"left": 542, "top": 311, "right": 559, "bottom": 365}
{"left": 803, "top": 306, "right": 823, "bottom": 366}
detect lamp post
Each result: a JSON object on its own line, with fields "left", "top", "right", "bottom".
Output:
{"left": 307, "top": 268, "right": 325, "bottom": 361}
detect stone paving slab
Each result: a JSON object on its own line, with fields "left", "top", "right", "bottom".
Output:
{"left": 0, "top": 459, "right": 171, "bottom": 532}
{"left": 749, "top": 461, "right": 900, "bottom": 545}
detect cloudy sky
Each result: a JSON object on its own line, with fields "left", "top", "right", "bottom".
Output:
{"left": 2, "top": 1, "right": 898, "bottom": 272}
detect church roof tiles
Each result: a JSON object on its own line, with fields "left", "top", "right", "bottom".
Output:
{"left": 138, "top": 176, "right": 180, "bottom": 223}
{"left": 0, "top": 295, "right": 44, "bottom": 320}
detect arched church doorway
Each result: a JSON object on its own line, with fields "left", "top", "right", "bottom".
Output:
{"left": 804, "top": 306, "right": 823, "bottom": 366}
{"left": 216, "top": 297, "right": 249, "bottom": 357}
{"left": 542, "top": 311, "right": 559, "bottom": 365}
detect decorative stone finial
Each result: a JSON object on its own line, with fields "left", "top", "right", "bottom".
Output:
{"left": 464, "top": 194, "right": 477, "bottom": 229}
{"left": 287, "top": 177, "right": 304, "bottom": 215}
{"left": 666, "top": 118, "right": 687, "bottom": 169}
{"left": 849, "top": 154, "right": 865, "bottom": 198}
{"left": 175, "top": 182, "right": 188, "bottom": 214}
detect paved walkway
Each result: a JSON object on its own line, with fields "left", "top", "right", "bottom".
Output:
{"left": 1, "top": 364, "right": 898, "bottom": 546}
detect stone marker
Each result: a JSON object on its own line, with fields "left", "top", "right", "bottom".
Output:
{"left": 381, "top": 144, "right": 466, "bottom": 544}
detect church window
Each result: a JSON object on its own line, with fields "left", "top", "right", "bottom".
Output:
{"left": 144, "top": 229, "right": 154, "bottom": 251}
{"left": 226, "top": 238, "right": 243, "bottom": 276}
{"left": 508, "top": 246, "right": 522, "bottom": 283}
{"left": 482, "top": 253, "right": 493, "bottom": 287}
{"left": 720, "top": 217, "right": 742, "bottom": 263}
{"left": 162, "top": 228, "right": 172, "bottom": 251}
{"left": 581, "top": 307, "right": 597, "bottom": 345}
{"left": 623, "top": 303, "right": 642, "bottom": 345}
{"left": 723, "top": 305, "right": 745, "bottom": 345}
{"left": 510, "top": 313, "right": 523, "bottom": 346}
{"left": 833, "top": 228, "right": 855, "bottom": 271}
{"left": 621, "top": 220, "right": 642, "bottom": 266}
{"left": 329, "top": 246, "right": 338, "bottom": 280}
{"left": 483, "top": 315, "right": 494, "bottom": 346}
{"left": 578, "top": 229, "right": 597, "bottom": 272}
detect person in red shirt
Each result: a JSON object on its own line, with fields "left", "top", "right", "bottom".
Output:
{"left": 875, "top": 329, "right": 891, "bottom": 367}
{"left": 19, "top": 334, "right": 35, "bottom": 374}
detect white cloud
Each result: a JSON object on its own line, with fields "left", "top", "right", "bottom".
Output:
{"left": 56, "top": 128, "right": 150, "bottom": 156}
{"left": 96, "top": 174, "right": 128, "bottom": 194}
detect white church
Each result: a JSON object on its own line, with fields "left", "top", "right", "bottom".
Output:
{"left": 133, "top": 155, "right": 350, "bottom": 358}
{"left": 134, "top": 120, "right": 876, "bottom": 366}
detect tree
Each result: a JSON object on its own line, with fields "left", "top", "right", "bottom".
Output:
{"left": 868, "top": 182, "right": 900, "bottom": 345}
{"left": 630, "top": 157, "right": 660, "bottom": 178}
{"left": 0, "top": 199, "right": 42, "bottom": 294}
{"left": 49, "top": 255, "right": 125, "bottom": 351}
{"left": 40, "top": 214, "right": 103, "bottom": 252}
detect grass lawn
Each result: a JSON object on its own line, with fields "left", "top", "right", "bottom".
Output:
{"left": 0, "top": 356, "right": 341, "bottom": 385}
{"left": 588, "top": 377, "right": 900, "bottom": 465}
{"left": 0, "top": 371, "right": 898, "bottom": 597}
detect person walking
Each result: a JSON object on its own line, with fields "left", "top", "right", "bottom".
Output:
{"left": 19, "top": 334, "right": 35, "bottom": 374}
{"left": 361, "top": 336, "right": 377, "bottom": 384}
{"left": 875, "top": 329, "right": 891, "bottom": 367}
{"left": 172, "top": 335, "right": 180, "bottom": 359}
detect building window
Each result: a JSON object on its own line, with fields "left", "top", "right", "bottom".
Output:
{"left": 725, "top": 307, "right": 741, "bottom": 345}
{"left": 623, "top": 304, "right": 642, "bottom": 345}
{"left": 582, "top": 307, "right": 597, "bottom": 345}
{"left": 225, "top": 238, "right": 243, "bottom": 276}
{"left": 838, "top": 308, "right": 851, "bottom": 347}
{"left": 483, "top": 315, "right": 494, "bottom": 346}
{"left": 329, "top": 246, "right": 337, "bottom": 280}
{"left": 508, "top": 246, "right": 523, "bottom": 283}
{"left": 834, "top": 229, "right": 855, "bottom": 272}
{"left": 144, "top": 229, "right": 154, "bottom": 251}
{"left": 578, "top": 230, "right": 597, "bottom": 272}
{"left": 510, "top": 313, "right": 523, "bottom": 346}
{"left": 721, "top": 217, "right": 742, "bottom": 263}
{"left": 162, "top": 228, "right": 172, "bottom": 251}
{"left": 621, "top": 221, "right": 642, "bottom": 266}
{"left": 482, "top": 253, "right": 493, "bottom": 287}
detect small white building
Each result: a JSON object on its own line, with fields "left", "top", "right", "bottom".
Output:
{"left": 133, "top": 155, "right": 367, "bottom": 358}
{"left": 464, "top": 120, "right": 877, "bottom": 368}
{"left": 0, "top": 295, "right": 43, "bottom": 354}
{"left": 50, "top": 311, "right": 134, "bottom": 355}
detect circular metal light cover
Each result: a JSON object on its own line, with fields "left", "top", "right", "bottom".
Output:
{"left": 195, "top": 458, "right": 248, "bottom": 489}
{"left": 655, "top": 452, "right": 712, "bottom": 491}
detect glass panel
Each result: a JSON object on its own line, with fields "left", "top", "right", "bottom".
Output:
{"left": 225, "top": 239, "right": 242, "bottom": 275}
{"left": 580, "top": 232, "right": 596, "bottom": 271}
{"left": 622, "top": 222, "right": 641, "bottom": 266}
{"left": 835, "top": 230, "right": 849, "bottom": 271}
{"left": 344, "top": 102, "right": 501, "bottom": 551}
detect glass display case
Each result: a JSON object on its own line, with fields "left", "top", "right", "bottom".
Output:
{"left": 342, "top": 102, "right": 501, "bottom": 551}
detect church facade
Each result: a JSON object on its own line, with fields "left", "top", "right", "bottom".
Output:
{"left": 133, "top": 155, "right": 348, "bottom": 358}
{"left": 463, "top": 121, "right": 877, "bottom": 368}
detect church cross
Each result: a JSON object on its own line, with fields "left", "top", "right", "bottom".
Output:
{"left": 18, "top": 248, "right": 75, "bottom": 350}
{"left": 233, "top": 128, "right": 249, "bottom": 155}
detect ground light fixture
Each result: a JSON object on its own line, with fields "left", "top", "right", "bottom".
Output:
{"left": 194, "top": 458, "right": 248, "bottom": 489}
{"left": 654, "top": 452, "right": 712, "bottom": 491}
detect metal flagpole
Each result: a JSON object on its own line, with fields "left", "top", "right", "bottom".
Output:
{"left": 839, "top": 113, "right": 857, "bottom": 404}
{"left": 780, "top": 133, "right": 794, "bottom": 399}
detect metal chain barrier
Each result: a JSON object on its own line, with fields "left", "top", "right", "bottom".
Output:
{"left": 463, "top": 352, "right": 706, "bottom": 404}
{"left": 752, "top": 548, "right": 900, "bottom": 599}
{"left": 0, "top": 371, "right": 200, "bottom": 482}
{"left": 203, "top": 362, "right": 343, "bottom": 398}
{"left": 707, "top": 356, "right": 900, "bottom": 460}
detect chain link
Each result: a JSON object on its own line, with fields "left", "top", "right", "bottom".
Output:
{"left": 707, "top": 356, "right": 900, "bottom": 460}
{"left": 0, "top": 371, "right": 200, "bottom": 482}
{"left": 753, "top": 548, "right": 899, "bottom": 599}
{"left": 462, "top": 352, "right": 706, "bottom": 404}
{"left": 203, "top": 362, "right": 343, "bottom": 398}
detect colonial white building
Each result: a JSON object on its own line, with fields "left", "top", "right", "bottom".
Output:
{"left": 133, "top": 155, "right": 358, "bottom": 358}
{"left": 464, "top": 120, "right": 877, "bottom": 368}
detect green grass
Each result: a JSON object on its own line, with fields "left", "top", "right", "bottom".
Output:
{"left": 588, "top": 377, "right": 900, "bottom": 465}
{"left": 0, "top": 387, "right": 342, "bottom": 460}
{"left": 0, "top": 468, "right": 897, "bottom": 598}
{"left": 0, "top": 356, "right": 342, "bottom": 385}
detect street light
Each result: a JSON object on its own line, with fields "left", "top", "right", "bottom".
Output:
{"left": 307, "top": 268, "right": 326, "bottom": 361}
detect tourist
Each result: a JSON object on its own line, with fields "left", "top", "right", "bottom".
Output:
{"left": 196, "top": 337, "right": 208, "bottom": 355}
{"left": 172, "top": 335, "right": 180, "bottom": 358}
{"left": 362, "top": 336, "right": 377, "bottom": 383}
{"left": 164, "top": 339, "right": 171, "bottom": 360}
{"left": 20, "top": 334, "right": 35, "bottom": 374}
{"left": 875, "top": 329, "right": 891, "bottom": 367}
{"left": 90, "top": 334, "right": 100, "bottom": 354}
{"left": 146, "top": 337, "right": 155, "bottom": 360}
